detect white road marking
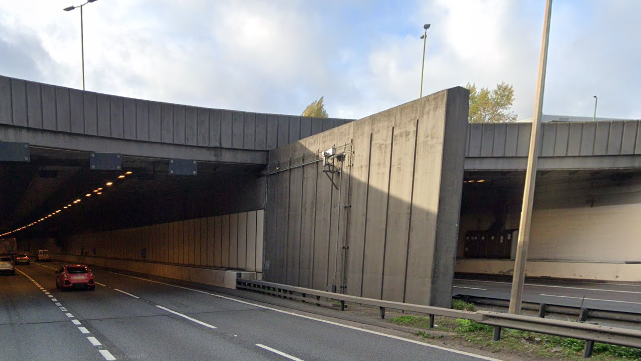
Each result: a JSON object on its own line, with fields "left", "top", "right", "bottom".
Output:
{"left": 44, "top": 292, "right": 50, "bottom": 295}
{"left": 78, "top": 327, "right": 90, "bottom": 334}
{"left": 114, "top": 272, "right": 504, "bottom": 361}
{"left": 87, "top": 337, "right": 102, "bottom": 346}
{"left": 538, "top": 294, "right": 641, "bottom": 305}
{"left": 55, "top": 302, "right": 62, "bottom": 306}
{"left": 47, "top": 295, "right": 53, "bottom": 298}
{"left": 455, "top": 279, "right": 641, "bottom": 294}
{"left": 256, "top": 344, "right": 304, "bottom": 361}
{"left": 51, "top": 298, "right": 57, "bottom": 302}
{"left": 156, "top": 305, "right": 217, "bottom": 330}
{"left": 114, "top": 289, "right": 140, "bottom": 299}
{"left": 96, "top": 282, "right": 106, "bottom": 286}
{"left": 72, "top": 320, "right": 82, "bottom": 325}
{"left": 453, "top": 286, "right": 487, "bottom": 291}
{"left": 99, "top": 350, "right": 116, "bottom": 361}
{"left": 65, "top": 313, "right": 74, "bottom": 318}
{"left": 59, "top": 307, "right": 68, "bottom": 311}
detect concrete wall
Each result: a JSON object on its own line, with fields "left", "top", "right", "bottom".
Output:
{"left": 0, "top": 75, "right": 350, "bottom": 151}
{"left": 264, "top": 88, "right": 469, "bottom": 307}
{"left": 63, "top": 210, "right": 264, "bottom": 272}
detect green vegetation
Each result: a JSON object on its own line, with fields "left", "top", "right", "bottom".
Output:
{"left": 465, "top": 82, "right": 517, "bottom": 123}
{"left": 301, "top": 96, "right": 328, "bottom": 118}
{"left": 451, "top": 299, "right": 476, "bottom": 311}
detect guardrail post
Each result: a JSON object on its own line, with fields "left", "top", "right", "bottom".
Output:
{"left": 340, "top": 300, "right": 346, "bottom": 311}
{"left": 316, "top": 296, "right": 321, "bottom": 306}
{"left": 583, "top": 340, "right": 594, "bottom": 358}
{"left": 538, "top": 303, "right": 547, "bottom": 318}
{"left": 302, "top": 293, "right": 306, "bottom": 303}
{"left": 429, "top": 314, "right": 435, "bottom": 329}
{"left": 493, "top": 326, "right": 502, "bottom": 341}
{"left": 380, "top": 307, "right": 386, "bottom": 320}
{"left": 579, "top": 308, "right": 589, "bottom": 322}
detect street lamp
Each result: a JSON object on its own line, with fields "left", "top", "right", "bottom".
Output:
{"left": 593, "top": 95, "right": 598, "bottom": 122}
{"left": 420, "top": 24, "right": 431, "bottom": 98}
{"left": 64, "top": 0, "right": 98, "bottom": 91}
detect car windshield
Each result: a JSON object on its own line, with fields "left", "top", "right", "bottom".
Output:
{"left": 0, "top": 257, "right": 11, "bottom": 262}
{"left": 66, "top": 267, "right": 88, "bottom": 274}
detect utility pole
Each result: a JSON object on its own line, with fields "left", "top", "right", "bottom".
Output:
{"left": 509, "top": 0, "right": 553, "bottom": 314}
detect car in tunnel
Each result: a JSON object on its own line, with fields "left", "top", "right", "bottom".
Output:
{"left": 55, "top": 265, "right": 95, "bottom": 291}
{"left": 14, "top": 253, "right": 30, "bottom": 265}
{"left": 0, "top": 256, "right": 16, "bottom": 275}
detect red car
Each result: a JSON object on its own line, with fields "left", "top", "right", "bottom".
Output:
{"left": 55, "top": 264, "right": 95, "bottom": 291}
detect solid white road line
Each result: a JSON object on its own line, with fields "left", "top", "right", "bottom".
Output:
{"left": 114, "top": 272, "right": 504, "bottom": 361}
{"left": 87, "top": 336, "right": 102, "bottom": 346}
{"left": 114, "top": 289, "right": 140, "bottom": 299}
{"left": 78, "top": 327, "right": 90, "bottom": 334}
{"left": 455, "top": 279, "right": 641, "bottom": 294}
{"left": 72, "top": 320, "right": 82, "bottom": 325}
{"left": 453, "top": 286, "right": 487, "bottom": 291}
{"left": 155, "top": 305, "right": 217, "bottom": 330}
{"left": 256, "top": 344, "right": 304, "bottom": 361}
{"left": 539, "top": 294, "right": 641, "bottom": 305}
{"left": 99, "top": 350, "right": 117, "bottom": 361}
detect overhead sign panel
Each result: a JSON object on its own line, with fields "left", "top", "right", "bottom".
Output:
{"left": 90, "top": 152, "right": 122, "bottom": 170}
{"left": 0, "top": 142, "right": 30, "bottom": 162}
{"left": 169, "top": 159, "right": 197, "bottom": 175}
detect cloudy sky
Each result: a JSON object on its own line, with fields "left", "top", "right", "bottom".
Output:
{"left": 1, "top": 0, "right": 639, "bottom": 121}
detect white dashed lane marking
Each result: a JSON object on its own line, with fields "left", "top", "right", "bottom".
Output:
{"left": 72, "top": 319, "right": 82, "bottom": 325}
{"left": 99, "top": 350, "right": 116, "bottom": 360}
{"left": 79, "top": 327, "right": 90, "bottom": 334}
{"left": 156, "top": 305, "right": 217, "bottom": 330}
{"left": 256, "top": 344, "right": 304, "bottom": 361}
{"left": 114, "top": 289, "right": 140, "bottom": 299}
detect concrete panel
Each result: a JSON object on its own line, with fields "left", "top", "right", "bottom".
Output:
{"left": 636, "top": 123, "right": 641, "bottom": 155}
{"left": 289, "top": 116, "right": 301, "bottom": 144}
{"left": 110, "top": 96, "right": 124, "bottom": 138}
{"left": 221, "top": 215, "right": 230, "bottom": 268}
{"left": 361, "top": 119, "right": 393, "bottom": 299}
{"left": 194, "top": 218, "right": 202, "bottom": 266}
{"left": 287, "top": 146, "right": 304, "bottom": 285}
{"left": 300, "top": 117, "right": 312, "bottom": 139}
{"left": 567, "top": 123, "right": 583, "bottom": 156}
{"left": 491, "top": 123, "right": 506, "bottom": 157}
{"left": 607, "top": 121, "right": 624, "bottom": 155}
{"left": 621, "top": 121, "right": 638, "bottom": 155}
{"left": 275, "top": 162, "right": 290, "bottom": 283}
{"left": 55, "top": 87, "right": 71, "bottom": 132}
{"left": 541, "top": 123, "right": 556, "bottom": 157}
{"left": 256, "top": 209, "right": 264, "bottom": 272}
{"left": 229, "top": 213, "right": 239, "bottom": 268}
{"left": 207, "top": 217, "right": 215, "bottom": 267}
{"left": 554, "top": 123, "right": 570, "bottom": 156}
{"left": 161, "top": 103, "right": 174, "bottom": 143}
{"left": 214, "top": 216, "right": 222, "bottom": 267}
{"left": 243, "top": 113, "right": 256, "bottom": 149}
{"left": 171, "top": 222, "right": 178, "bottom": 263}
{"left": 187, "top": 219, "right": 195, "bottom": 265}
{"left": 593, "top": 122, "right": 610, "bottom": 155}
{"left": 277, "top": 115, "right": 289, "bottom": 147}
{"left": 467, "top": 125, "right": 482, "bottom": 157}
{"left": 122, "top": 97, "right": 136, "bottom": 140}
{"left": 246, "top": 211, "right": 257, "bottom": 272}
{"left": 322, "top": 118, "right": 332, "bottom": 131}
{"left": 299, "top": 140, "right": 319, "bottom": 288}
{"left": 580, "top": 122, "right": 596, "bottom": 155}
{"left": 382, "top": 119, "right": 417, "bottom": 302}
{"left": 311, "top": 118, "right": 323, "bottom": 136}
{"left": 200, "top": 218, "right": 208, "bottom": 265}
{"left": 516, "top": 123, "right": 531, "bottom": 157}
{"left": 209, "top": 109, "right": 222, "bottom": 147}
{"left": 41, "top": 84, "right": 56, "bottom": 130}
{"left": 232, "top": 111, "right": 244, "bottom": 148}
{"left": 480, "top": 124, "right": 494, "bottom": 157}
{"left": 173, "top": 105, "right": 186, "bottom": 145}
{"left": 70, "top": 89, "right": 85, "bottom": 134}
{"left": 220, "top": 110, "right": 233, "bottom": 148}
{"left": 149, "top": 102, "right": 162, "bottom": 142}
{"left": 135, "top": 100, "right": 149, "bottom": 141}
{"left": 0, "top": 76, "right": 11, "bottom": 125}
{"left": 10, "top": 79, "right": 27, "bottom": 127}
{"left": 266, "top": 114, "right": 278, "bottom": 149}
{"left": 26, "top": 81, "right": 43, "bottom": 129}
{"left": 238, "top": 212, "right": 247, "bottom": 270}
{"left": 185, "top": 106, "right": 197, "bottom": 146}
{"left": 504, "top": 123, "right": 519, "bottom": 157}
{"left": 97, "top": 94, "right": 111, "bottom": 136}
{"left": 255, "top": 114, "right": 267, "bottom": 150}
{"left": 197, "top": 108, "right": 209, "bottom": 146}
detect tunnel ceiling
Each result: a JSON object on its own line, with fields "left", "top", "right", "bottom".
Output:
{"left": 1, "top": 147, "right": 265, "bottom": 239}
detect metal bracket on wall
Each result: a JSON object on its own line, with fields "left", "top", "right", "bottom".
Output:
{"left": 169, "top": 159, "right": 197, "bottom": 175}
{"left": 90, "top": 152, "right": 121, "bottom": 170}
{"left": 0, "top": 142, "right": 30, "bottom": 162}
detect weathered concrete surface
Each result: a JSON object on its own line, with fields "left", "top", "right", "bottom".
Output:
{"left": 264, "top": 88, "right": 469, "bottom": 307}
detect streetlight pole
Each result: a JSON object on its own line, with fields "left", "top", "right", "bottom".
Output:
{"left": 593, "top": 96, "right": 598, "bottom": 122}
{"left": 64, "top": 0, "right": 98, "bottom": 91}
{"left": 420, "top": 24, "right": 431, "bottom": 98}
{"left": 508, "top": 0, "right": 553, "bottom": 315}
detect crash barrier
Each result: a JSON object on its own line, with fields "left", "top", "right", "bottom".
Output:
{"left": 237, "top": 279, "right": 641, "bottom": 358}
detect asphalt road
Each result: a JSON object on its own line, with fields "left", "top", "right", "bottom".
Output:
{"left": 453, "top": 277, "right": 641, "bottom": 314}
{"left": 0, "top": 263, "right": 499, "bottom": 361}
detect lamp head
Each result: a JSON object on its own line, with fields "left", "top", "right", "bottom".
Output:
{"left": 63, "top": 5, "right": 75, "bottom": 11}
{"left": 88, "top": 0, "right": 98, "bottom": 2}
{"left": 424, "top": 24, "right": 431, "bottom": 30}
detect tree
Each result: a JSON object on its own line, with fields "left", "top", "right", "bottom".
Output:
{"left": 465, "top": 82, "right": 517, "bottom": 123}
{"left": 301, "top": 96, "right": 328, "bottom": 118}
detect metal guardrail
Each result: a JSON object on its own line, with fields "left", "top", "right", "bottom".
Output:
{"left": 237, "top": 279, "right": 641, "bottom": 358}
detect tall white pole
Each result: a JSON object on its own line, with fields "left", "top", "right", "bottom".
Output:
{"left": 509, "top": 0, "right": 553, "bottom": 315}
